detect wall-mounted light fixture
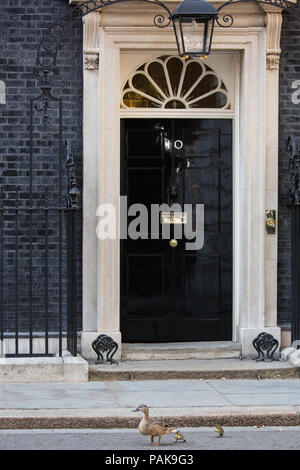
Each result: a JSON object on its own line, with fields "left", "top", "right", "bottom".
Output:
{"left": 171, "top": 0, "right": 218, "bottom": 58}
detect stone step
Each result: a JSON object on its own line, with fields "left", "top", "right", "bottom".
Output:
{"left": 89, "top": 358, "right": 299, "bottom": 381}
{"left": 121, "top": 341, "right": 241, "bottom": 361}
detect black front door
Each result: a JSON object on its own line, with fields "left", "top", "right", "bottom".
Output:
{"left": 121, "top": 118, "right": 232, "bottom": 342}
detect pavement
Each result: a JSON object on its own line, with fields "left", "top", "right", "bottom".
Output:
{"left": 0, "top": 378, "right": 300, "bottom": 429}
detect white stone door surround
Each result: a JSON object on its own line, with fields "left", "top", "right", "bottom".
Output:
{"left": 74, "top": 1, "right": 285, "bottom": 358}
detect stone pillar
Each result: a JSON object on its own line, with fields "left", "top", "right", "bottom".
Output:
{"left": 81, "top": 16, "right": 121, "bottom": 360}
{"left": 265, "top": 11, "right": 282, "bottom": 328}
{"left": 237, "top": 30, "right": 265, "bottom": 355}
{"left": 80, "top": 11, "right": 104, "bottom": 360}
{"left": 238, "top": 10, "right": 283, "bottom": 356}
{"left": 95, "top": 29, "right": 122, "bottom": 357}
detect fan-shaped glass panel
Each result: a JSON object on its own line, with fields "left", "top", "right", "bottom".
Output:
{"left": 147, "top": 61, "right": 170, "bottom": 97}
{"left": 165, "top": 100, "right": 186, "bottom": 109}
{"left": 166, "top": 57, "right": 183, "bottom": 96}
{"left": 181, "top": 61, "right": 203, "bottom": 97}
{"left": 121, "top": 55, "right": 230, "bottom": 110}
{"left": 186, "top": 74, "right": 219, "bottom": 102}
{"left": 123, "top": 92, "right": 161, "bottom": 108}
{"left": 131, "top": 74, "right": 164, "bottom": 101}
{"left": 189, "top": 93, "right": 228, "bottom": 108}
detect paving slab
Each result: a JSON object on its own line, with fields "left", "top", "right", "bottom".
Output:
{"left": 224, "top": 393, "right": 300, "bottom": 407}
{"left": 1, "top": 378, "right": 300, "bottom": 409}
{"left": 4, "top": 382, "right": 107, "bottom": 391}
{"left": 106, "top": 379, "right": 213, "bottom": 392}
{"left": 0, "top": 405, "right": 297, "bottom": 419}
{"left": 3, "top": 382, "right": 116, "bottom": 409}
{"left": 113, "top": 390, "right": 229, "bottom": 408}
{"left": 209, "top": 378, "right": 300, "bottom": 394}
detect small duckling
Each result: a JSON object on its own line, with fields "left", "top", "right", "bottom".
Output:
{"left": 174, "top": 431, "right": 186, "bottom": 443}
{"left": 215, "top": 425, "right": 224, "bottom": 437}
{"left": 133, "top": 404, "right": 185, "bottom": 446}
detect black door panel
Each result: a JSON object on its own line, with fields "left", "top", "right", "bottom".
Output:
{"left": 121, "top": 118, "right": 232, "bottom": 342}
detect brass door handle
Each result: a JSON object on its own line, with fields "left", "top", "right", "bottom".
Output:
{"left": 169, "top": 239, "right": 178, "bottom": 248}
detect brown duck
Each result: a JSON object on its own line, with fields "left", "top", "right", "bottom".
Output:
{"left": 133, "top": 404, "right": 185, "bottom": 446}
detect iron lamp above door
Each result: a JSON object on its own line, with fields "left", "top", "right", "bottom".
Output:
{"left": 171, "top": 0, "right": 218, "bottom": 58}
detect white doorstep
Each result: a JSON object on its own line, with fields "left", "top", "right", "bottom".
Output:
{"left": 122, "top": 341, "right": 241, "bottom": 360}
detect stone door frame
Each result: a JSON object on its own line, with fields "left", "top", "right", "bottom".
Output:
{"left": 79, "top": 5, "right": 283, "bottom": 358}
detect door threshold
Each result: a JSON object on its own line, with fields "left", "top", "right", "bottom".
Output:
{"left": 122, "top": 341, "right": 241, "bottom": 361}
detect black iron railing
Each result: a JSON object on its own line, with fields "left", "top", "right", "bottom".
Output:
{"left": 0, "top": 3, "right": 83, "bottom": 357}
{"left": 0, "top": 142, "right": 80, "bottom": 357}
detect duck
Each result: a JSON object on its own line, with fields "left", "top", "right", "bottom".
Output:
{"left": 133, "top": 404, "right": 185, "bottom": 446}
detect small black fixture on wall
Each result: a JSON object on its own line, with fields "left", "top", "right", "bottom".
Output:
{"left": 252, "top": 332, "right": 279, "bottom": 362}
{"left": 92, "top": 334, "right": 119, "bottom": 364}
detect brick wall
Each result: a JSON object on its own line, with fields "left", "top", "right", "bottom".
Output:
{"left": 278, "top": 8, "right": 300, "bottom": 328}
{"left": 0, "top": 0, "right": 83, "bottom": 334}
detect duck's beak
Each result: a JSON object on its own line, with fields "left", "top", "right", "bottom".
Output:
{"left": 132, "top": 408, "right": 139, "bottom": 412}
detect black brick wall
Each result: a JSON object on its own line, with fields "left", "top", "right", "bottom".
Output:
{"left": 0, "top": 0, "right": 83, "bottom": 335}
{"left": 278, "top": 8, "right": 300, "bottom": 328}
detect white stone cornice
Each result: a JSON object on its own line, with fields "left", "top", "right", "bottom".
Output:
{"left": 70, "top": 0, "right": 265, "bottom": 25}
{"left": 83, "top": 11, "right": 100, "bottom": 70}
{"left": 265, "top": 11, "right": 283, "bottom": 69}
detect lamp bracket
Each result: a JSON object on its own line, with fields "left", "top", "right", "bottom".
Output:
{"left": 217, "top": 0, "right": 297, "bottom": 14}
{"left": 216, "top": 0, "right": 297, "bottom": 28}
{"left": 77, "top": 0, "right": 172, "bottom": 27}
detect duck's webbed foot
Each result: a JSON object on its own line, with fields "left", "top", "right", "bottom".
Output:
{"left": 154, "top": 436, "right": 161, "bottom": 447}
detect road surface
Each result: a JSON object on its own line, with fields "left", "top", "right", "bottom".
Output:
{"left": 0, "top": 427, "right": 299, "bottom": 450}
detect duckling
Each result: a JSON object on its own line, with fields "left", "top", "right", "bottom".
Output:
{"left": 174, "top": 430, "right": 186, "bottom": 443}
{"left": 215, "top": 425, "right": 224, "bottom": 437}
{"left": 133, "top": 404, "right": 185, "bottom": 446}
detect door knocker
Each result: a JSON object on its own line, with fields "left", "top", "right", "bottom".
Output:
{"left": 174, "top": 140, "right": 183, "bottom": 150}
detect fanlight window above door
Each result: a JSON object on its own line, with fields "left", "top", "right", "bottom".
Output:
{"left": 121, "top": 56, "right": 230, "bottom": 110}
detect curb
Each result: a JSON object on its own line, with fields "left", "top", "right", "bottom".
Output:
{"left": 89, "top": 367, "right": 300, "bottom": 381}
{"left": 0, "top": 411, "right": 299, "bottom": 430}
